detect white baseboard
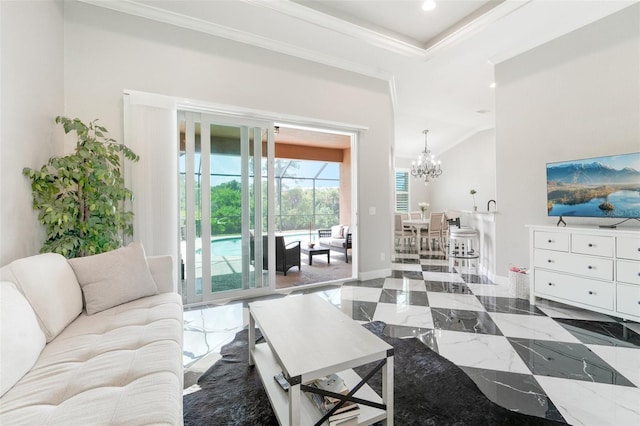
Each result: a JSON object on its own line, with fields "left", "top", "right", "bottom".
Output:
{"left": 358, "top": 268, "right": 391, "bottom": 281}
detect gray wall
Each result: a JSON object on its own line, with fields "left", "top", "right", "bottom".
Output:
{"left": 495, "top": 4, "right": 640, "bottom": 276}
{"left": 0, "top": 1, "right": 64, "bottom": 265}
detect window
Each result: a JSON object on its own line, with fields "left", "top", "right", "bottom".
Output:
{"left": 395, "top": 170, "right": 409, "bottom": 212}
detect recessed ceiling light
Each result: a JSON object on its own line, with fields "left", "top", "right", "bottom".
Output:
{"left": 422, "top": 0, "right": 436, "bottom": 11}
{"left": 489, "top": 82, "right": 497, "bottom": 89}
{"left": 476, "top": 109, "right": 490, "bottom": 114}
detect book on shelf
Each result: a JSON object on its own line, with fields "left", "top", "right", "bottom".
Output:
{"left": 304, "top": 374, "right": 360, "bottom": 424}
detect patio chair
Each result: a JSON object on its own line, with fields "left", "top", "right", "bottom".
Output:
{"left": 262, "top": 235, "right": 301, "bottom": 275}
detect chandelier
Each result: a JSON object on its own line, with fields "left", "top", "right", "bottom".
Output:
{"left": 411, "top": 130, "right": 442, "bottom": 183}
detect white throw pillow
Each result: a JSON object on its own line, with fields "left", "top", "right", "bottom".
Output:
{"left": 68, "top": 242, "right": 159, "bottom": 315}
{"left": 331, "top": 225, "right": 344, "bottom": 239}
{"left": 0, "top": 281, "right": 46, "bottom": 397}
{"left": 7, "top": 253, "right": 83, "bottom": 342}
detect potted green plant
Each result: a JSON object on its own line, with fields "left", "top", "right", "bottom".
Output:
{"left": 23, "top": 116, "right": 139, "bottom": 258}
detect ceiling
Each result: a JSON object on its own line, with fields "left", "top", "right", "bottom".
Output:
{"left": 85, "top": 0, "right": 637, "bottom": 157}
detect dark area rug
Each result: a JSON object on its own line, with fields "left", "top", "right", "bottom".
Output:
{"left": 183, "top": 321, "right": 566, "bottom": 425}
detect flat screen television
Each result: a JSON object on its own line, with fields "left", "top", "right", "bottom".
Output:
{"left": 546, "top": 152, "right": 640, "bottom": 219}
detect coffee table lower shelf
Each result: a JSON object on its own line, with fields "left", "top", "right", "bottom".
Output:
{"left": 252, "top": 342, "right": 387, "bottom": 426}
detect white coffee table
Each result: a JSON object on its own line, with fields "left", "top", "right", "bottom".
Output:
{"left": 248, "top": 294, "right": 394, "bottom": 426}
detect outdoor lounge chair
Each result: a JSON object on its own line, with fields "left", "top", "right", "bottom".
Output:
{"left": 318, "top": 225, "right": 352, "bottom": 263}
{"left": 263, "top": 235, "right": 301, "bottom": 275}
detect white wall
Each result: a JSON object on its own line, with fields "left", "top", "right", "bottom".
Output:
{"left": 495, "top": 4, "right": 640, "bottom": 276}
{"left": 61, "top": 2, "right": 394, "bottom": 275}
{"left": 427, "top": 129, "right": 497, "bottom": 214}
{"left": 0, "top": 1, "right": 64, "bottom": 265}
{"left": 394, "top": 129, "right": 496, "bottom": 215}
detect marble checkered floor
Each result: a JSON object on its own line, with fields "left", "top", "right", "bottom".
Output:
{"left": 183, "top": 249, "right": 640, "bottom": 425}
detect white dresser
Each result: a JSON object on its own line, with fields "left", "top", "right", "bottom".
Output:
{"left": 528, "top": 225, "right": 640, "bottom": 322}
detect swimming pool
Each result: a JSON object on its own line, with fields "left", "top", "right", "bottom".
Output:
{"left": 195, "top": 232, "right": 311, "bottom": 257}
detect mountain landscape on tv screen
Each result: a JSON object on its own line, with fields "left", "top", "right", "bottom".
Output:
{"left": 547, "top": 162, "right": 640, "bottom": 185}
{"left": 547, "top": 156, "right": 640, "bottom": 218}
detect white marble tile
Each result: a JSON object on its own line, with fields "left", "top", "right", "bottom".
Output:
{"left": 587, "top": 345, "right": 640, "bottom": 388}
{"left": 489, "top": 313, "right": 582, "bottom": 343}
{"left": 466, "top": 282, "right": 513, "bottom": 298}
{"left": 383, "top": 277, "right": 427, "bottom": 292}
{"left": 423, "top": 271, "right": 465, "bottom": 283}
{"left": 535, "top": 375, "right": 640, "bottom": 426}
{"left": 392, "top": 253, "right": 419, "bottom": 261}
{"left": 435, "top": 330, "right": 531, "bottom": 374}
{"left": 390, "top": 262, "right": 422, "bottom": 272}
{"left": 372, "top": 302, "right": 434, "bottom": 329}
{"left": 427, "top": 292, "right": 485, "bottom": 311}
{"left": 339, "top": 285, "right": 382, "bottom": 302}
{"left": 534, "top": 299, "right": 618, "bottom": 322}
{"left": 622, "top": 321, "right": 640, "bottom": 335}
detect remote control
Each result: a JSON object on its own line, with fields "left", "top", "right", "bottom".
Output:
{"left": 274, "top": 372, "right": 290, "bottom": 392}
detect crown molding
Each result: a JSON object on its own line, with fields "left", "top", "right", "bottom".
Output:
{"left": 245, "top": 0, "right": 531, "bottom": 61}
{"left": 78, "top": 0, "right": 393, "bottom": 82}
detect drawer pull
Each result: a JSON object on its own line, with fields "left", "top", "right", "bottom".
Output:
{"left": 548, "top": 282, "right": 554, "bottom": 286}
{"left": 547, "top": 259, "right": 553, "bottom": 263}
{"left": 588, "top": 243, "right": 593, "bottom": 247}
{"left": 588, "top": 291, "right": 594, "bottom": 295}
{"left": 548, "top": 239, "right": 553, "bottom": 243}
{"left": 588, "top": 265, "right": 593, "bottom": 270}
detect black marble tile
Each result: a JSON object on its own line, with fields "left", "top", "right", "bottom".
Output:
{"left": 343, "top": 278, "right": 385, "bottom": 288}
{"left": 393, "top": 257, "right": 420, "bottom": 264}
{"left": 422, "top": 264, "right": 456, "bottom": 273}
{"left": 379, "top": 289, "right": 429, "bottom": 306}
{"left": 424, "top": 280, "right": 473, "bottom": 294}
{"left": 460, "top": 273, "right": 495, "bottom": 284}
{"left": 342, "top": 300, "right": 378, "bottom": 322}
{"left": 459, "top": 366, "right": 566, "bottom": 422}
{"left": 554, "top": 319, "right": 640, "bottom": 348}
{"left": 476, "top": 296, "right": 546, "bottom": 316}
{"left": 390, "top": 270, "right": 425, "bottom": 280}
{"left": 508, "top": 337, "right": 635, "bottom": 387}
{"left": 420, "top": 253, "right": 447, "bottom": 260}
{"left": 430, "top": 307, "right": 503, "bottom": 335}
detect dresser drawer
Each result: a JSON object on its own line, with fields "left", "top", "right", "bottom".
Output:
{"left": 616, "top": 284, "right": 640, "bottom": 318}
{"left": 534, "top": 249, "right": 614, "bottom": 281}
{"left": 534, "top": 231, "right": 569, "bottom": 252}
{"left": 535, "top": 270, "right": 613, "bottom": 310}
{"left": 617, "top": 260, "right": 640, "bottom": 285}
{"left": 571, "top": 234, "right": 613, "bottom": 257}
{"left": 617, "top": 237, "right": 640, "bottom": 261}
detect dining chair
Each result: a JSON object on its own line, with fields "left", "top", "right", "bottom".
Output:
{"left": 395, "top": 213, "right": 413, "bottom": 248}
{"left": 427, "top": 212, "right": 445, "bottom": 251}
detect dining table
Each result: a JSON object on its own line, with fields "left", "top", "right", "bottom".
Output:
{"left": 402, "top": 218, "right": 430, "bottom": 253}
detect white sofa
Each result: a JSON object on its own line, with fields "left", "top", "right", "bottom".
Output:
{"left": 318, "top": 225, "right": 352, "bottom": 263}
{"left": 0, "top": 242, "right": 184, "bottom": 425}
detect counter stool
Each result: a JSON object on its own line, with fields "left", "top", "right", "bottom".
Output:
{"left": 449, "top": 227, "right": 480, "bottom": 274}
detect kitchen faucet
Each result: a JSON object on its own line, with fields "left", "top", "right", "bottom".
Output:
{"left": 487, "top": 199, "right": 496, "bottom": 211}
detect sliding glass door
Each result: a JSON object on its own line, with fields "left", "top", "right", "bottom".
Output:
{"left": 179, "top": 112, "right": 274, "bottom": 304}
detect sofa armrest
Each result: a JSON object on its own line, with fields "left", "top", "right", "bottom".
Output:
{"left": 147, "top": 255, "right": 175, "bottom": 294}
{"left": 317, "top": 229, "right": 332, "bottom": 238}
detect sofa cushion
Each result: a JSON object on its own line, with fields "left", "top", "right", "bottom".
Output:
{"left": 69, "top": 242, "right": 159, "bottom": 315}
{"left": 6, "top": 253, "right": 83, "bottom": 342}
{"left": 0, "top": 292, "right": 183, "bottom": 425}
{"left": 0, "top": 281, "right": 46, "bottom": 397}
{"left": 331, "top": 225, "right": 344, "bottom": 239}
